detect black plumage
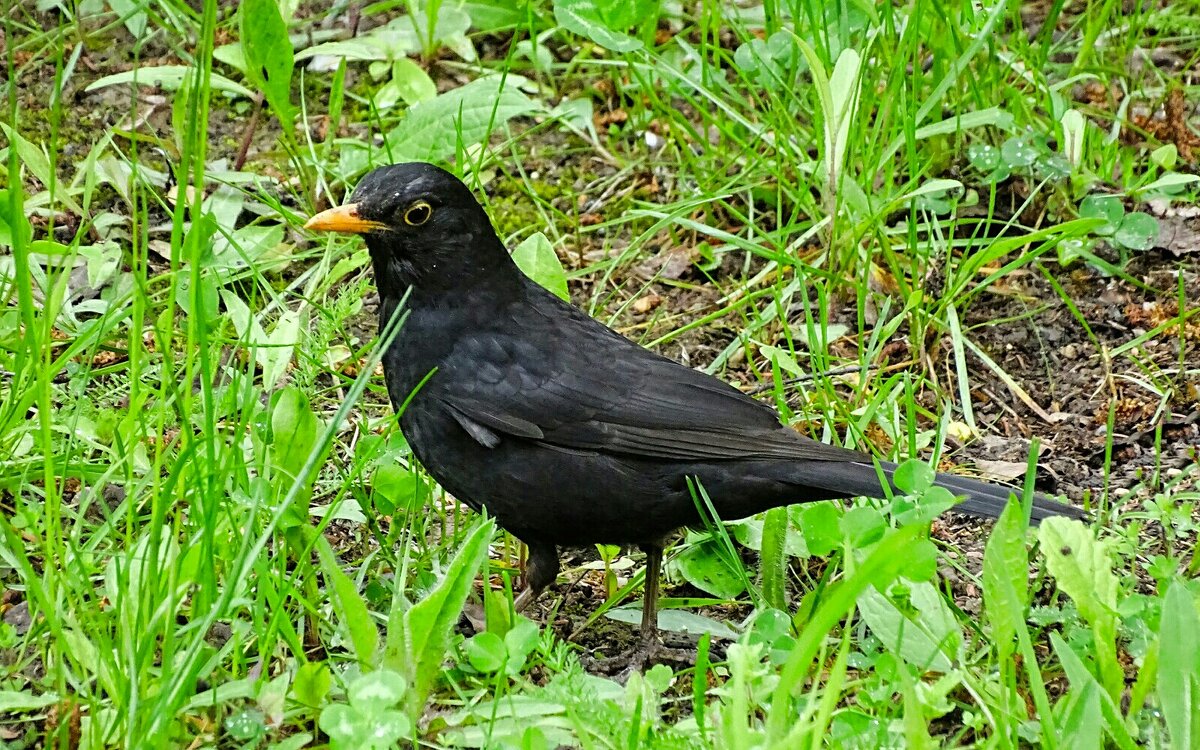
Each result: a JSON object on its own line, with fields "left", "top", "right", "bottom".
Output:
{"left": 305, "top": 162, "right": 1084, "bottom": 661}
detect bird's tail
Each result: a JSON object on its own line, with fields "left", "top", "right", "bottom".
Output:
{"left": 788, "top": 459, "right": 1084, "bottom": 523}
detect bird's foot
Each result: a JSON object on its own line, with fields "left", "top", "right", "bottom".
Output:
{"left": 460, "top": 586, "right": 540, "bottom": 635}
{"left": 588, "top": 634, "right": 696, "bottom": 681}
{"left": 458, "top": 602, "right": 487, "bottom": 634}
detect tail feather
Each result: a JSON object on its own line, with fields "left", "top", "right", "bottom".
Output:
{"left": 788, "top": 459, "right": 1084, "bottom": 524}
{"left": 921, "top": 466, "right": 1084, "bottom": 522}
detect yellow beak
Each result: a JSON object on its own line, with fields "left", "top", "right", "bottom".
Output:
{"left": 304, "top": 203, "right": 389, "bottom": 234}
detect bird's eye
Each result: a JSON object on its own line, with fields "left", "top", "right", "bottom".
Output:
{"left": 404, "top": 201, "right": 432, "bottom": 227}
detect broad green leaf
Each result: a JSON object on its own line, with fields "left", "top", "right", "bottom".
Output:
{"left": 319, "top": 672, "right": 411, "bottom": 747}
{"left": 84, "top": 65, "right": 255, "bottom": 98}
{"left": 1057, "top": 680, "right": 1102, "bottom": 750}
{"left": 892, "top": 460, "right": 934, "bottom": 495}
{"left": 1113, "top": 212, "right": 1158, "bottom": 250}
{"left": 181, "top": 678, "right": 259, "bottom": 712}
{"left": 393, "top": 518, "right": 495, "bottom": 713}
{"left": 381, "top": 76, "right": 540, "bottom": 164}
{"left": 759, "top": 345, "right": 804, "bottom": 377}
{"left": 298, "top": 37, "right": 412, "bottom": 62}
{"left": 744, "top": 608, "right": 796, "bottom": 663}
{"left": 858, "top": 582, "right": 960, "bottom": 673}
{"left": 465, "top": 631, "right": 507, "bottom": 673}
{"left": 791, "top": 322, "right": 849, "bottom": 349}
{"left": 292, "top": 662, "right": 333, "bottom": 708}
{"left": 891, "top": 486, "right": 959, "bottom": 529}
{"left": 732, "top": 517, "right": 806, "bottom": 557}
{"left": 269, "top": 386, "right": 320, "bottom": 488}
{"left": 999, "top": 136, "right": 1039, "bottom": 168}
{"left": 553, "top": 0, "right": 645, "bottom": 52}
{"left": 1039, "top": 517, "right": 1122, "bottom": 699}
{"left": 897, "top": 538, "right": 939, "bottom": 582}
{"left": 0, "top": 124, "right": 84, "bottom": 215}
{"left": 262, "top": 308, "right": 303, "bottom": 391}
{"left": 316, "top": 537, "right": 379, "bottom": 665}
{"left": 900, "top": 178, "right": 964, "bottom": 202}
{"left": 511, "top": 232, "right": 568, "bottom": 300}
{"left": 795, "top": 502, "right": 840, "bottom": 557}
{"left": 107, "top": 0, "right": 148, "bottom": 39}
{"left": 825, "top": 47, "right": 862, "bottom": 184}
{"left": 462, "top": 1, "right": 536, "bottom": 30}
{"left": 1038, "top": 518, "right": 1117, "bottom": 629}
{"left": 968, "top": 143, "right": 1001, "bottom": 171}
{"left": 1051, "top": 633, "right": 1139, "bottom": 750}
{"left": 349, "top": 669, "right": 407, "bottom": 709}
{"left": 759, "top": 507, "right": 789, "bottom": 610}
{"left": 76, "top": 241, "right": 120, "bottom": 289}
{"left": 0, "top": 189, "right": 32, "bottom": 247}
{"left": 221, "top": 290, "right": 302, "bottom": 388}
{"left": 213, "top": 42, "right": 248, "bottom": 74}
{"left": 840, "top": 506, "right": 885, "bottom": 548}
{"left": 1150, "top": 144, "right": 1178, "bottom": 169}
{"left": 240, "top": 0, "right": 296, "bottom": 126}
{"left": 671, "top": 539, "right": 745, "bottom": 599}
{"left": 1136, "top": 172, "right": 1200, "bottom": 194}
{"left": 411, "top": 3, "right": 476, "bottom": 60}
{"left": 390, "top": 57, "right": 438, "bottom": 105}
{"left": 220, "top": 289, "right": 266, "bottom": 360}
{"left": 207, "top": 224, "right": 288, "bottom": 270}
{"left": 370, "top": 463, "right": 429, "bottom": 516}
{"left": 1078, "top": 195, "right": 1123, "bottom": 235}
{"left": 733, "top": 32, "right": 801, "bottom": 92}
{"left": 0, "top": 691, "right": 60, "bottom": 713}
{"left": 60, "top": 629, "right": 106, "bottom": 691}
{"left": 1057, "top": 237, "right": 1093, "bottom": 267}
{"left": 0, "top": 125, "right": 51, "bottom": 194}
{"left": 1159, "top": 581, "right": 1200, "bottom": 750}
{"left": 503, "top": 617, "right": 541, "bottom": 674}
{"left": 225, "top": 708, "right": 267, "bottom": 741}
{"left": 982, "top": 500, "right": 1028, "bottom": 656}
{"left": 1002, "top": 137, "right": 1046, "bottom": 171}
{"left": 258, "top": 672, "right": 290, "bottom": 724}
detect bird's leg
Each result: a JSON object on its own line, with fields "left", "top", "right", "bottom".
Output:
{"left": 464, "top": 542, "right": 558, "bottom": 632}
{"left": 638, "top": 544, "right": 663, "bottom": 643}
{"left": 513, "top": 542, "right": 559, "bottom": 613}
{"left": 512, "top": 587, "right": 536, "bottom": 612}
{"left": 590, "top": 543, "right": 695, "bottom": 679}
{"left": 623, "top": 542, "right": 673, "bottom": 672}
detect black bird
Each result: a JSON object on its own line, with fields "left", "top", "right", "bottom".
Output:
{"left": 305, "top": 162, "right": 1083, "bottom": 663}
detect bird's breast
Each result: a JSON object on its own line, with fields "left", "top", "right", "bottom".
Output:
{"left": 377, "top": 305, "right": 452, "bottom": 405}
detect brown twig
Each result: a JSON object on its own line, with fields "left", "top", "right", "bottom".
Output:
{"left": 234, "top": 94, "right": 264, "bottom": 171}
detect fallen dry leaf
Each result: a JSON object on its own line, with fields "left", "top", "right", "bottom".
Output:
{"left": 973, "top": 459, "right": 1029, "bottom": 482}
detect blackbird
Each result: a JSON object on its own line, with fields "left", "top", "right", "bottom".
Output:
{"left": 306, "top": 162, "right": 1083, "bottom": 662}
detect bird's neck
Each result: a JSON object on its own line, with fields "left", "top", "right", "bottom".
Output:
{"left": 374, "top": 244, "right": 527, "bottom": 403}
{"left": 370, "top": 235, "right": 523, "bottom": 304}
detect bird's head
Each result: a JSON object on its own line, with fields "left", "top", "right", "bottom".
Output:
{"left": 305, "top": 162, "right": 516, "bottom": 298}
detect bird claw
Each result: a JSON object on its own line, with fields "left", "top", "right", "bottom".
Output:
{"left": 458, "top": 602, "right": 487, "bottom": 634}
{"left": 589, "top": 635, "right": 696, "bottom": 681}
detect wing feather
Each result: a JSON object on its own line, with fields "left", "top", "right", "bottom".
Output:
{"left": 434, "top": 294, "right": 857, "bottom": 464}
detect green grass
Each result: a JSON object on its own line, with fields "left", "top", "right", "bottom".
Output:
{"left": 1, "top": 0, "right": 1199, "bottom": 747}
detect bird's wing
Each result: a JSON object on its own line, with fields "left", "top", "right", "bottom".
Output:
{"left": 433, "top": 299, "right": 858, "bottom": 464}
